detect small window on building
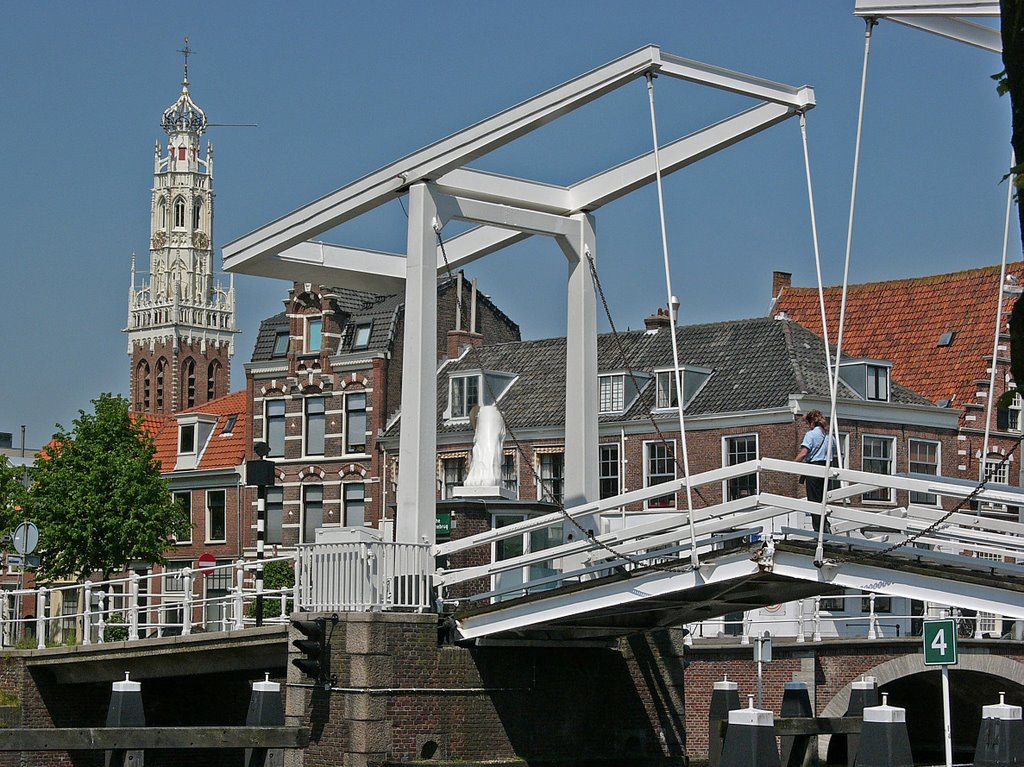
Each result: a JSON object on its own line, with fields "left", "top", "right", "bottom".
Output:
{"left": 352, "top": 322, "right": 373, "bottom": 350}
{"left": 538, "top": 453, "right": 564, "bottom": 504}
{"left": 654, "top": 367, "right": 712, "bottom": 411}
{"left": 980, "top": 455, "right": 1011, "bottom": 515}
{"left": 302, "top": 485, "right": 324, "bottom": 543}
{"left": 866, "top": 365, "right": 889, "bottom": 402}
{"left": 908, "top": 439, "right": 940, "bottom": 506}
{"left": 265, "top": 487, "right": 284, "bottom": 545}
{"left": 599, "top": 444, "right": 620, "bottom": 499}
{"left": 342, "top": 393, "right": 367, "bottom": 454}
{"left": 305, "top": 397, "right": 325, "bottom": 456}
{"left": 344, "top": 483, "right": 366, "bottom": 527}
{"left": 645, "top": 441, "right": 676, "bottom": 509}
{"left": 173, "top": 491, "right": 193, "bottom": 544}
{"left": 179, "top": 424, "right": 196, "bottom": 454}
{"left": 449, "top": 375, "right": 480, "bottom": 420}
{"left": 999, "top": 393, "right": 1023, "bottom": 433}
{"left": 501, "top": 453, "right": 518, "bottom": 497}
{"left": 173, "top": 197, "right": 186, "bottom": 228}
{"left": 206, "top": 489, "right": 226, "bottom": 543}
{"left": 207, "top": 361, "right": 221, "bottom": 401}
{"left": 442, "top": 457, "right": 465, "bottom": 500}
{"left": 724, "top": 434, "right": 758, "bottom": 501}
{"left": 937, "top": 331, "right": 955, "bottom": 347}
{"left": 862, "top": 435, "right": 895, "bottom": 503}
{"left": 192, "top": 198, "right": 203, "bottom": 231}
{"left": 265, "top": 399, "right": 286, "bottom": 458}
{"left": 184, "top": 359, "right": 196, "bottom": 408}
{"left": 156, "top": 358, "right": 168, "bottom": 411}
{"left": 222, "top": 414, "right": 237, "bottom": 436}
{"left": 272, "top": 332, "right": 289, "bottom": 357}
{"left": 305, "top": 318, "right": 322, "bottom": 353}
{"left": 599, "top": 375, "right": 625, "bottom": 413}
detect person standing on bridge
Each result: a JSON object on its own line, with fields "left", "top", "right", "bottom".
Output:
{"left": 794, "top": 409, "right": 838, "bottom": 532}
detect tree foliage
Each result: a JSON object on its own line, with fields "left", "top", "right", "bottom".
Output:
{"left": 0, "top": 455, "right": 27, "bottom": 534}
{"left": 1000, "top": 0, "right": 1024, "bottom": 254}
{"left": 26, "top": 394, "right": 187, "bottom": 582}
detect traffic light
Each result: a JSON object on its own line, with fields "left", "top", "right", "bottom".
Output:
{"left": 291, "top": 618, "right": 327, "bottom": 682}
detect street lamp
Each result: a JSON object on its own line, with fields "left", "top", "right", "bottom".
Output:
{"left": 246, "top": 442, "right": 276, "bottom": 626}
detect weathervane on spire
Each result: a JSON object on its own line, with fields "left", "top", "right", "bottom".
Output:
{"left": 177, "top": 36, "right": 193, "bottom": 82}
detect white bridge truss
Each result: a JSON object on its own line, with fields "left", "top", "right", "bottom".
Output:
{"left": 440, "top": 459, "right": 1024, "bottom": 642}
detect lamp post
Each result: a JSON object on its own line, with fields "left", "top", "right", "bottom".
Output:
{"left": 246, "top": 442, "right": 276, "bottom": 627}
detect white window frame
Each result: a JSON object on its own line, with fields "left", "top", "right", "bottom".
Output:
{"left": 343, "top": 482, "right": 366, "bottom": 527}
{"left": 908, "top": 438, "right": 942, "bottom": 507}
{"left": 304, "top": 316, "right": 323, "bottom": 353}
{"left": 264, "top": 399, "right": 286, "bottom": 458}
{"left": 861, "top": 434, "right": 897, "bottom": 504}
{"left": 866, "top": 364, "right": 890, "bottom": 402}
{"left": 643, "top": 440, "right": 676, "bottom": 510}
{"left": 598, "top": 374, "right": 625, "bottom": 414}
{"left": 344, "top": 391, "right": 369, "bottom": 455}
{"left": 722, "top": 433, "right": 759, "bottom": 501}
{"left": 441, "top": 456, "right": 466, "bottom": 500}
{"left": 173, "top": 197, "right": 186, "bottom": 229}
{"left": 653, "top": 366, "right": 713, "bottom": 411}
{"left": 536, "top": 451, "right": 565, "bottom": 504}
{"left": 447, "top": 374, "right": 481, "bottom": 421}
{"left": 303, "top": 396, "right": 326, "bottom": 457}
{"left": 205, "top": 489, "right": 227, "bottom": 544}
{"left": 501, "top": 452, "right": 519, "bottom": 498}
{"left": 599, "top": 443, "right": 620, "bottom": 500}
{"left": 1009, "top": 393, "right": 1022, "bottom": 433}
{"left": 178, "top": 423, "right": 196, "bottom": 455}
{"left": 352, "top": 321, "right": 373, "bottom": 350}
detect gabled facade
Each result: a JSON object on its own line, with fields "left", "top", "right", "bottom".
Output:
{"left": 245, "top": 275, "right": 520, "bottom": 549}
{"left": 771, "top": 265, "right": 1024, "bottom": 489}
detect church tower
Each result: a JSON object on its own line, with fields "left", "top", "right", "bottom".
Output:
{"left": 126, "top": 43, "right": 237, "bottom": 415}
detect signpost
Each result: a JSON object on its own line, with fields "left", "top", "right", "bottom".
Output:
{"left": 754, "top": 632, "right": 772, "bottom": 708}
{"left": 923, "top": 618, "right": 957, "bottom": 767}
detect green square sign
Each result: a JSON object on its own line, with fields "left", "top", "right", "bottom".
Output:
{"left": 923, "top": 619, "right": 958, "bottom": 666}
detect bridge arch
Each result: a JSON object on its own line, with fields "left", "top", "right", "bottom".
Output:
{"left": 821, "top": 652, "right": 1024, "bottom": 764}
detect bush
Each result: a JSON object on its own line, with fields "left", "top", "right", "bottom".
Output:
{"left": 245, "top": 560, "right": 295, "bottom": 619}
{"left": 104, "top": 612, "right": 129, "bottom": 642}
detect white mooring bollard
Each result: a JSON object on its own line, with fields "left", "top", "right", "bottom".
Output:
{"left": 854, "top": 692, "right": 913, "bottom": 767}
{"left": 720, "top": 695, "right": 781, "bottom": 767}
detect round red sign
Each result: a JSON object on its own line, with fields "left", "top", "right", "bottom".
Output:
{"left": 197, "top": 552, "right": 217, "bottom": 575}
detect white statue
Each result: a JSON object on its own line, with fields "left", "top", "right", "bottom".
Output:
{"left": 465, "top": 405, "right": 506, "bottom": 487}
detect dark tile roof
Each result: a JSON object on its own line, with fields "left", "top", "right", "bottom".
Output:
{"left": 774, "top": 263, "right": 1024, "bottom": 409}
{"left": 422, "top": 316, "right": 932, "bottom": 436}
{"left": 250, "top": 278, "right": 520, "bottom": 362}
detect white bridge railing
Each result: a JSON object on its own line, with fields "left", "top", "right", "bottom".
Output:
{"left": 436, "top": 458, "right": 1024, "bottom": 610}
{"left": 295, "top": 540, "right": 432, "bottom": 612}
{"left": 0, "top": 540, "right": 433, "bottom": 649}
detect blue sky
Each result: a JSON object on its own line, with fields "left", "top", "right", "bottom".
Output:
{"left": 0, "top": 2, "right": 1015, "bottom": 448}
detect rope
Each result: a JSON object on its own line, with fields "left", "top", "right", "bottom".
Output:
{"left": 814, "top": 16, "right": 877, "bottom": 565}
{"left": 798, "top": 111, "right": 843, "bottom": 470}
{"left": 646, "top": 72, "right": 700, "bottom": 568}
{"left": 980, "top": 151, "right": 1018, "bottom": 476}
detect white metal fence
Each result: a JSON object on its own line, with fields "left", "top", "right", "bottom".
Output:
{"left": 295, "top": 540, "right": 432, "bottom": 612}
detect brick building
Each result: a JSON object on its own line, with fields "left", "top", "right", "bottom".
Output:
{"left": 771, "top": 264, "right": 1024, "bottom": 490}
{"left": 244, "top": 276, "right": 520, "bottom": 550}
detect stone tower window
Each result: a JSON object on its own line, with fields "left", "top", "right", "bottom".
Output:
{"left": 173, "top": 197, "right": 186, "bottom": 228}
{"left": 137, "top": 360, "right": 151, "bottom": 411}
{"left": 184, "top": 359, "right": 196, "bottom": 408}
{"left": 193, "top": 198, "right": 203, "bottom": 231}
{"left": 156, "top": 358, "right": 168, "bottom": 411}
{"left": 207, "top": 360, "right": 220, "bottom": 401}
{"left": 158, "top": 199, "right": 168, "bottom": 229}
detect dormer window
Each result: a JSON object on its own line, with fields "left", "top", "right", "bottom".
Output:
{"left": 179, "top": 424, "right": 196, "bottom": 454}
{"left": 353, "top": 322, "right": 372, "bottom": 350}
{"left": 272, "top": 332, "right": 289, "bottom": 357}
{"left": 839, "top": 359, "right": 892, "bottom": 403}
{"left": 446, "top": 370, "right": 517, "bottom": 421}
{"left": 599, "top": 375, "right": 624, "bottom": 413}
{"left": 654, "top": 366, "right": 713, "bottom": 411}
{"left": 450, "top": 374, "right": 480, "bottom": 420}
{"left": 305, "top": 318, "right": 322, "bottom": 353}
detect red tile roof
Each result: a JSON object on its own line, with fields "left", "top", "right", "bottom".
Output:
{"left": 774, "top": 263, "right": 1023, "bottom": 411}
{"left": 149, "top": 391, "right": 248, "bottom": 473}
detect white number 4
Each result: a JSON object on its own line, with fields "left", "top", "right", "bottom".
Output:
{"left": 931, "top": 628, "right": 948, "bottom": 656}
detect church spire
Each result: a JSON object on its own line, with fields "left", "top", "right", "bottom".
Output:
{"left": 125, "top": 40, "right": 236, "bottom": 415}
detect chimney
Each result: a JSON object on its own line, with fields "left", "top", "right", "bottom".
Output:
{"left": 447, "top": 329, "right": 483, "bottom": 360}
{"left": 772, "top": 271, "right": 792, "bottom": 299}
{"left": 644, "top": 307, "right": 673, "bottom": 332}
